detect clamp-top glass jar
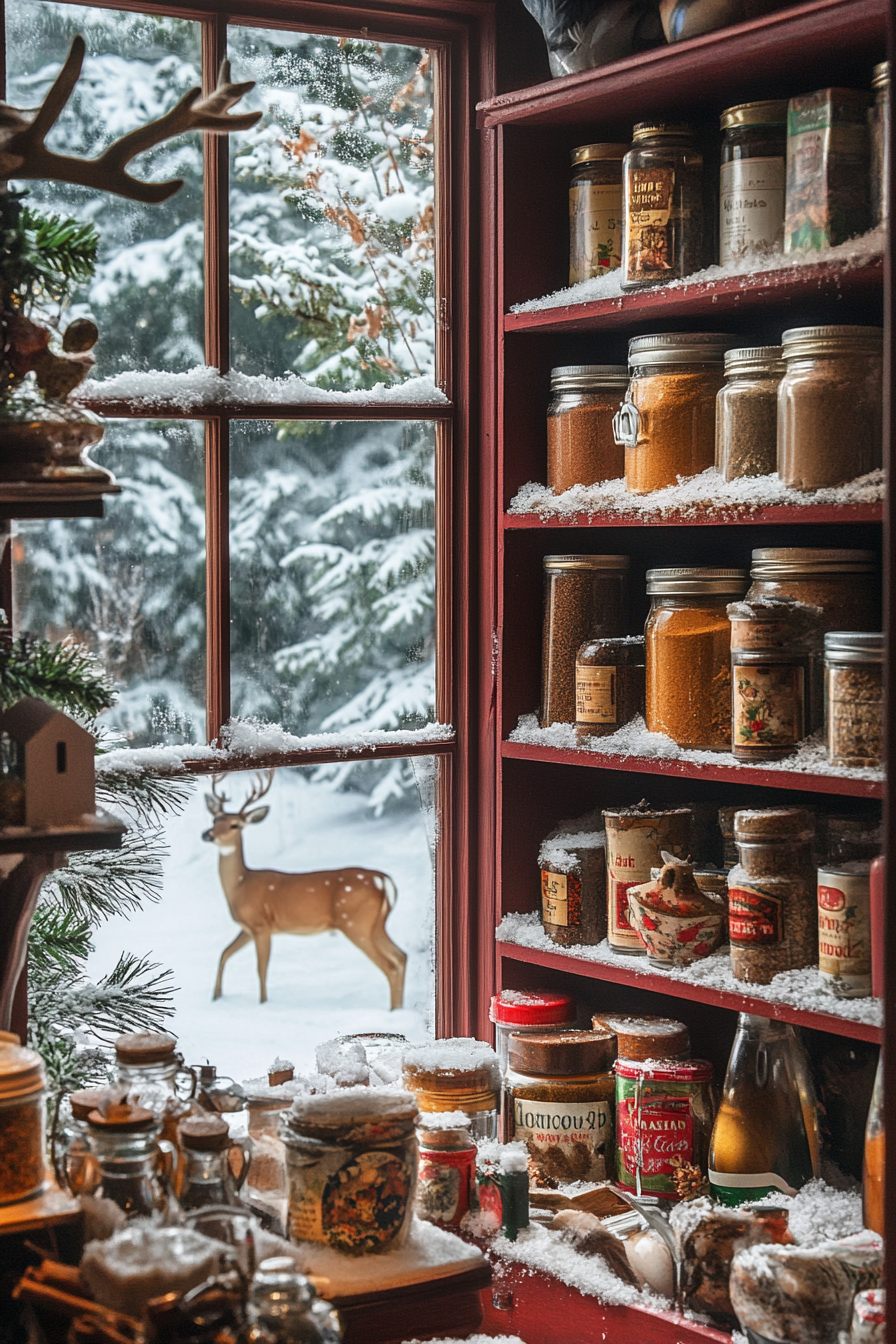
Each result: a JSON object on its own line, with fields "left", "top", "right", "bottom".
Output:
{"left": 622, "top": 123, "right": 704, "bottom": 289}
{"left": 719, "top": 100, "right": 788, "bottom": 265}
{"left": 569, "top": 144, "right": 628, "bottom": 284}
{"left": 547, "top": 365, "right": 628, "bottom": 492}
{"left": 870, "top": 62, "right": 890, "bottom": 227}
{"left": 716, "top": 346, "right": 785, "bottom": 481}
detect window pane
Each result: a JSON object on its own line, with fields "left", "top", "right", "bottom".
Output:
{"left": 6, "top": 2, "right": 204, "bottom": 378}
{"left": 87, "top": 761, "right": 437, "bottom": 1077}
{"left": 230, "top": 420, "right": 436, "bottom": 735}
{"left": 13, "top": 420, "right": 206, "bottom": 747}
{"left": 228, "top": 26, "right": 436, "bottom": 388}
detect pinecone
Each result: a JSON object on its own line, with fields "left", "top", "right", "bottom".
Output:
{"left": 669, "top": 1156, "right": 710, "bottom": 1201}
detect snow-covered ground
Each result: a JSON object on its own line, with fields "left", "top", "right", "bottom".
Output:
{"left": 87, "top": 768, "right": 435, "bottom": 1081}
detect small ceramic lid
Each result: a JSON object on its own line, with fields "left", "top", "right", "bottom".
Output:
{"left": 115, "top": 1030, "right": 178, "bottom": 1065}
{"left": 0, "top": 1042, "right": 45, "bottom": 1100}
{"left": 179, "top": 1114, "right": 231, "bottom": 1151}
{"left": 591, "top": 1013, "right": 690, "bottom": 1062}
{"left": 507, "top": 1028, "right": 616, "bottom": 1076}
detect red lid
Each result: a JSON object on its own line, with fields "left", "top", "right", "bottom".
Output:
{"left": 490, "top": 990, "right": 576, "bottom": 1027}
{"left": 615, "top": 1058, "right": 713, "bottom": 1082}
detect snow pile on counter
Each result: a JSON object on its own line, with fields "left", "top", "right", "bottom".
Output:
{"left": 486, "top": 1220, "right": 668, "bottom": 1311}
{"left": 78, "top": 367, "right": 449, "bottom": 408}
{"left": 510, "top": 227, "right": 884, "bottom": 314}
{"left": 508, "top": 714, "right": 884, "bottom": 785}
{"left": 288, "top": 1084, "right": 417, "bottom": 1121}
{"left": 538, "top": 809, "right": 605, "bottom": 873}
{"left": 293, "top": 1216, "right": 483, "bottom": 1296}
{"left": 509, "top": 467, "right": 884, "bottom": 521}
{"left": 496, "top": 913, "right": 883, "bottom": 1027}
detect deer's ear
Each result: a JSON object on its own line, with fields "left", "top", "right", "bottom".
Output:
{"left": 245, "top": 805, "right": 270, "bottom": 825}
{"left": 205, "top": 795, "right": 221, "bottom": 815}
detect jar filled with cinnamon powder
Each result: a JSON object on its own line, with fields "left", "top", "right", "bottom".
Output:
{"left": 547, "top": 365, "right": 628, "bottom": 493}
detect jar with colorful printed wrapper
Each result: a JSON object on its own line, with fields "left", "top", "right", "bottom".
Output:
{"left": 817, "top": 860, "right": 872, "bottom": 998}
{"left": 615, "top": 1057, "right": 715, "bottom": 1201}
{"left": 415, "top": 1111, "right": 476, "bottom": 1229}
{"left": 728, "top": 597, "right": 818, "bottom": 761}
{"left": 541, "top": 554, "right": 629, "bottom": 727}
{"left": 538, "top": 808, "right": 606, "bottom": 946}
{"left": 716, "top": 345, "right": 785, "bottom": 482}
{"left": 547, "top": 366, "right": 628, "bottom": 493}
{"left": 728, "top": 807, "right": 817, "bottom": 984}
{"left": 591, "top": 1013, "right": 690, "bottom": 1064}
{"left": 621, "top": 124, "right": 704, "bottom": 290}
{"left": 603, "top": 803, "right": 692, "bottom": 954}
{"left": 402, "top": 1038, "right": 500, "bottom": 1141}
{"left": 575, "top": 635, "right": 645, "bottom": 740}
{"left": 506, "top": 1029, "right": 616, "bottom": 1187}
{"left": 851, "top": 1289, "right": 886, "bottom": 1344}
{"left": 613, "top": 333, "right": 736, "bottom": 493}
{"left": 646, "top": 567, "right": 749, "bottom": 750}
{"left": 281, "top": 1087, "right": 418, "bottom": 1255}
{"left": 825, "top": 631, "right": 883, "bottom": 768}
{"left": 490, "top": 989, "right": 577, "bottom": 1076}
{"left": 569, "top": 145, "right": 627, "bottom": 284}
{"left": 0, "top": 1039, "right": 46, "bottom": 1205}
{"left": 719, "top": 100, "right": 788, "bottom": 266}
{"left": 784, "top": 88, "right": 872, "bottom": 252}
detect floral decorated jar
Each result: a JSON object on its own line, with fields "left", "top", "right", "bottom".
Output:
{"left": 627, "top": 853, "right": 726, "bottom": 967}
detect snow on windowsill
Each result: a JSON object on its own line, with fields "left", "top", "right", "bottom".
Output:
{"left": 508, "top": 467, "right": 885, "bottom": 522}
{"left": 508, "top": 714, "right": 884, "bottom": 785}
{"left": 76, "top": 367, "right": 449, "bottom": 410}
{"left": 496, "top": 912, "right": 883, "bottom": 1028}
{"left": 509, "top": 228, "right": 884, "bottom": 315}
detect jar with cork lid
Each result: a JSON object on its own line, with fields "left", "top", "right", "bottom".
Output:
{"left": 403, "top": 1039, "right": 500, "bottom": 1141}
{"left": 728, "top": 807, "right": 817, "bottom": 984}
{"left": 541, "top": 554, "right": 629, "bottom": 726}
{"left": 592, "top": 1013, "right": 690, "bottom": 1063}
{"left": 569, "top": 144, "right": 627, "bottom": 284}
{"left": 178, "top": 1114, "right": 252, "bottom": 1212}
{"left": 547, "top": 366, "right": 628, "bottom": 493}
{"left": 114, "top": 1031, "right": 197, "bottom": 1151}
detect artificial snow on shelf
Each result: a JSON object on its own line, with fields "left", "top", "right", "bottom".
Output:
{"left": 508, "top": 466, "right": 884, "bottom": 522}
{"left": 77, "top": 366, "right": 449, "bottom": 409}
{"left": 495, "top": 912, "right": 883, "bottom": 1028}
{"left": 510, "top": 228, "right": 884, "bottom": 314}
{"left": 508, "top": 714, "right": 884, "bottom": 785}
{"left": 762, "top": 1180, "right": 863, "bottom": 1248}
{"left": 293, "top": 1216, "right": 484, "bottom": 1297}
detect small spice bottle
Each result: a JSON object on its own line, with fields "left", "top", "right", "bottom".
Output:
{"left": 825, "top": 631, "right": 884, "bottom": 768}
{"left": 728, "top": 598, "right": 812, "bottom": 761}
{"left": 547, "top": 365, "right": 628, "bottom": 493}
{"left": 416, "top": 1112, "right": 477, "bottom": 1228}
{"left": 716, "top": 346, "right": 785, "bottom": 481}
{"left": 541, "top": 554, "right": 629, "bottom": 726}
{"left": 870, "top": 63, "right": 890, "bottom": 228}
{"left": 621, "top": 123, "right": 704, "bottom": 289}
{"left": 719, "top": 100, "right": 788, "bottom": 266}
{"left": 490, "top": 990, "right": 577, "bottom": 1075}
{"left": 778, "top": 325, "right": 883, "bottom": 491}
{"left": 728, "top": 807, "right": 817, "bottom": 984}
{"left": 506, "top": 1029, "right": 616, "bottom": 1184}
{"left": 785, "top": 88, "right": 872, "bottom": 251}
{"left": 0, "top": 1040, "right": 46, "bottom": 1205}
{"left": 614, "top": 333, "right": 736, "bottom": 493}
{"left": 539, "top": 809, "right": 606, "bottom": 946}
{"left": 403, "top": 1039, "right": 500, "bottom": 1141}
{"left": 53, "top": 1088, "right": 105, "bottom": 1196}
{"left": 592, "top": 1013, "right": 690, "bottom": 1063}
{"left": 114, "top": 1030, "right": 196, "bottom": 1152}
{"left": 817, "top": 860, "right": 872, "bottom": 998}
{"left": 602, "top": 804, "right": 692, "bottom": 954}
{"left": 615, "top": 1058, "right": 715, "bottom": 1199}
{"left": 575, "top": 635, "right": 645, "bottom": 740}
{"left": 569, "top": 144, "right": 628, "bottom": 284}
{"left": 645, "top": 566, "right": 749, "bottom": 750}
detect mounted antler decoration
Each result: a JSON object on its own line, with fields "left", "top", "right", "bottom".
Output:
{"left": 0, "top": 36, "right": 262, "bottom": 201}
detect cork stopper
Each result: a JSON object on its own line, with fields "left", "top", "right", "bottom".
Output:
{"left": 114, "top": 1030, "right": 178, "bottom": 1065}
{"left": 179, "top": 1114, "right": 231, "bottom": 1151}
{"left": 507, "top": 1028, "right": 616, "bottom": 1076}
{"left": 591, "top": 1014, "right": 690, "bottom": 1062}
{"left": 268, "top": 1064, "right": 294, "bottom": 1087}
{"left": 87, "top": 1102, "right": 155, "bottom": 1133}
{"left": 734, "top": 807, "right": 814, "bottom": 841}
{"left": 69, "top": 1088, "right": 111, "bottom": 1122}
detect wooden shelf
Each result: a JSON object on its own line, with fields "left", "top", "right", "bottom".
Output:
{"left": 504, "top": 501, "right": 883, "bottom": 529}
{"left": 0, "top": 498, "right": 108, "bottom": 519}
{"left": 0, "top": 812, "right": 125, "bottom": 855}
{"left": 502, "top": 740, "right": 883, "bottom": 799}
{"left": 0, "top": 1180, "right": 79, "bottom": 1237}
{"left": 498, "top": 940, "right": 882, "bottom": 1043}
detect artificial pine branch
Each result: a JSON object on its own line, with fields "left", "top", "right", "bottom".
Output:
{"left": 42, "top": 825, "right": 166, "bottom": 923}
{"left": 0, "top": 633, "right": 115, "bottom": 718}
{"left": 96, "top": 767, "right": 193, "bottom": 824}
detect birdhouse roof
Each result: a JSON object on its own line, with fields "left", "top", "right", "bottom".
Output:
{"left": 0, "top": 697, "right": 93, "bottom": 744}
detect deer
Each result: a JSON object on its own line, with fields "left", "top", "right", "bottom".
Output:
{"left": 203, "top": 772, "right": 407, "bottom": 1010}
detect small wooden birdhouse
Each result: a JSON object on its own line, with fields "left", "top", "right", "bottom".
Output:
{"left": 0, "top": 697, "right": 95, "bottom": 828}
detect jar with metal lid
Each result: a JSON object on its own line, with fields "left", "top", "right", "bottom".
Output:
{"left": 114, "top": 1030, "right": 196, "bottom": 1150}
{"left": 85, "top": 1102, "right": 179, "bottom": 1221}
{"left": 575, "top": 635, "right": 645, "bottom": 739}
{"left": 870, "top": 62, "right": 890, "bottom": 227}
{"left": 415, "top": 1112, "right": 477, "bottom": 1227}
{"left": 719, "top": 101, "right": 788, "bottom": 266}
{"left": 0, "top": 1040, "right": 46, "bottom": 1204}
{"left": 178, "top": 1114, "right": 253, "bottom": 1212}
{"left": 613, "top": 333, "right": 736, "bottom": 493}
{"left": 615, "top": 1057, "right": 715, "bottom": 1199}
{"left": 541, "top": 554, "right": 629, "bottom": 726}
{"left": 547, "top": 365, "right": 628, "bottom": 493}
{"left": 825, "top": 631, "right": 883, "bottom": 768}
{"left": 778, "top": 325, "right": 883, "bottom": 490}
{"left": 403, "top": 1039, "right": 500, "bottom": 1140}
{"left": 728, "top": 598, "right": 814, "bottom": 762}
{"left": 818, "top": 860, "right": 872, "bottom": 998}
{"left": 603, "top": 804, "right": 692, "bottom": 954}
{"left": 53, "top": 1087, "right": 106, "bottom": 1196}
{"left": 592, "top": 1012, "right": 690, "bottom": 1062}
{"left": 569, "top": 144, "right": 628, "bottom": 284}
{"left": 490, "top": 990, "right": 577, "bottom": 1075}
{"left": 281, "top": 1088, "right": 419, "bottom": 1254}
{"left": 645, "top": 566, "right": 749, "bottom": 749}
{"left": 621, "top": 123, "right": 703, "bottom": 290}
{"left": 716, "top": 346, "right": 785, "bottom": 481}
{"left": 506, "top": 1029, "right": 616, "bottom": 1184}
{"left": 728, "top": 807, "right": 817, "bottom": 984}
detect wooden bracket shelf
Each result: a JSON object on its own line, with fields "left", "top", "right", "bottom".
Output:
{"left": 504, "top": 502, "right": 883, "bottom": 530}
{"left": 0, "top": 812, "right": 125, "bottom": 855}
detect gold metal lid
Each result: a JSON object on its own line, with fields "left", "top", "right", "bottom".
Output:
{"left": 724, "top": 345, "right": 785, "bottom": 376}
{"left": 720, "top": 99, "right": 788, "bottom": 129}
{"left": 632, "top": 121, "right": 694, "bottom": 141}
{"left": 781, "top": 325, "right": 883, "bottom": 358}
{"left": 750, "top": 547, "right": 877, "bottom": 577}
{"left": 571, "top": 143, "right": 629, "bottom": 166}
{"left": 544, "top": 554, "right": 630, "bottom": 570}
{"left": 872, "top": 61, "right": 890, "bottom": 89}
{"left": 0, "top": 1042, "right": 45, "bottom": 1100}
{"left": 629, "top": 332, "right": 737, "bottom": 367}
{"left": 551, "top": 365, "right": 628, "bottom": 393}
{"left": 647, "top": 566, "right": 748, "bottom": 596}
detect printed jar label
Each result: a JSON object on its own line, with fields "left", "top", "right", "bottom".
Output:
{"left": 626, "top": 166, "right": 674, "bottom": 281}
{"left": 417, "top": 1147, "right": 474, "bottom": 1226}
{"left": 617, "top": 1096, "right": 694, "bottom": 1197}
{"left": 513, "top": 1097, "right": 612, "bottom": 1183}
{"left": 733, "top": 662, "right": 805, "bottom": 750}
{"left": 576, "top": 664, "right": 617, "bottom": 724}
{"left": 289, "top": 1149, "right": 413, "bottom": 1253}
{"left": 608, "top": 878, "right": 642, "bottom": 949}
{"left": 719, "top": 156, "right": 785, "bottom": 265}
{"left": 728, "top": 885, "right": 784, "bottom": 945}
{"left": 818, "top": 873, "right": 871, "bottom": 994}
{"left": 605, "top": 815, "right": 689, "bottom": 951}
{"left": 541, "top": 870, "right": 581, "bottom": 927}
{"left": 569, "top": 183, "right": 623, "bottom": 283}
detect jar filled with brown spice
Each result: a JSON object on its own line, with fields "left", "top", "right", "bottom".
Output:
{"left": 728, "top": 807, "right": 817, "bottom": 984}
{"left": 0, "top": 1040, "right": 46, "bottom": 1205}
{"left": 547, "top": 365, "right": 628, "bottom": 493}
{"left": 718, "top": 100, "right": 788, "bottom": 265}
{"left": 824, "top": 632, "right": 883, "bottom": 769}
{"left": 603, "top": 804, "right": 693, "bottom": 954}
{"left": 621, "top": 123, "right": 704, "bottom": 289}
{"left": 575, "top": 635, "right": 645, "bottom": 740}
{"left": 539, "top": 809, "right": 607, "bottom": 946}
{"left": 716, "top": 346, "right": 785, "bottom": 481}
{"left": 569, "top": 144, "right": 628, "bottom": 284}
{"left": 541, "top": 554, "right": 629, "bottom": 726}
{"left": 728, "top": 598, "right": 818, "bottom": 762}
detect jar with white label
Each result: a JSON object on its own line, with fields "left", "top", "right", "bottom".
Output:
{"left": 506, "top": 1029, "right": 616, "bottom": 1185}
{"left": 603, "top": 804, "right": 692, "bottom": 954}
{"left": 719, "top": 100, "right": 788, "bottom": 266}
{"left": 817, "top": 861, "right": 872, "bottom": 998}
{"left": 575, "top": 635, "right": 645, "bottom": 740}
{"left": 569, "top": 144, "right": 627, "bottom": 284}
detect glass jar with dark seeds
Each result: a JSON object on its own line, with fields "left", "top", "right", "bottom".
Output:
{"left": 541, "top": 555, "right": 630, "bottom": 726}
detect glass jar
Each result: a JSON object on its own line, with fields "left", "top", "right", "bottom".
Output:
{"left": 850, "top": 1289, "right": 886, "bottom": 1344}
{"left": 540, "top": 554, "right": 629, "bottom": 726}
{"left": 568, "top": 144, "right": 627, "bottom": 284}
{"left": 870, "top": 62, "right": 890, "bottom": 228}
{"left": 615, "top": 1057, "right": 715, "bottom": 1199}
{"left": 863, "top": 1055, "right": 884, "bottom": 1237}
{"left": 490, "top": 989, "right": 577, "bottom": 1075}
{"left": 415, "top": 1114, "right": 476, "bottom": 1227}
{"left": 825, "top": 631, "right": 883, "bottom": 768}
{"left": 114, "top": 1030, "right": 196, "bottom": 1151}
{"left": 645, "top": 566, "right": 749, "bottom": 749}
{"left": 281, "top": 1090, "right": 418, "bottom": 1255}
{"left": 728, "top": 807, "right": 817, "bottom": 984}
{"left": 243, "top": 1257, "right": 343, "bottom": 1343}
{"left": 539, "top": 811, "right": 606, "bottom": 948}
{"left": 728, "top": 600, "right": 812, "bottom": 762}
{"left": 621, "top": 123, "right": 703, "bottom": 289}
{"left": 602, "top": 804, "right": 692, "bottom": 954}
{"left": 178, "top": 1114, "right": 253, "bottom": 1211}
{"left": 613, "top": 333, "right": 735, "bottom": 493}
{"left": 575, "top": 635, "right": 645, "bottom": 740}
{"left": 0, "top": 1040, "right": 46, "bottom": 1205}
{"left": 86, "top": 1103, "right": 179, "bottom": 1221}
{"left": 817, "top": 860, "right": 872, "bottom": 998}
{"left": 716, "top": 346, "right": 785, "bottom": 481}
{"left": 403, "top": 1039, "right": 500, "bottom": 1141}
{"left": 718, "top": 100, "right": 788, "bottom": 266}
{"left": 53, "top": 1087, "right": 105, "bottom": 1196}
{"left": 547, "top": 365, "right": 628, "bottom": 493}
{"left": 778, "top": 326, "right": 883, "bottom": 490}
{"left": 506, "top": 1029, "right": 616, "bottom": 1184}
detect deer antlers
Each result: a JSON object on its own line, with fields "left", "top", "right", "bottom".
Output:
{"left": 208, "top": 770, "right": 274, "bottom": 817}
{"left": 0, "top": 37, "right": 263, "bottom": 203}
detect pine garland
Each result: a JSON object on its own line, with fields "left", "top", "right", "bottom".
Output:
{"left": 0, "top": 633, "right": 114, "bottom": 718}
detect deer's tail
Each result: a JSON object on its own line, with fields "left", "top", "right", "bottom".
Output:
{"left": 381, "top": 873, "right": 398, "bottom": 910}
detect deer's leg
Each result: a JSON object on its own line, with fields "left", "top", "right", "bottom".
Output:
{"left": 213, "top": 929, "right": 251, "bottom": 1000}
{"left": 344, "top": 904, "right": 407, "bottom": 1011}
{"left": 254, "top": 930, "right": 272, "bottom": 1004}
